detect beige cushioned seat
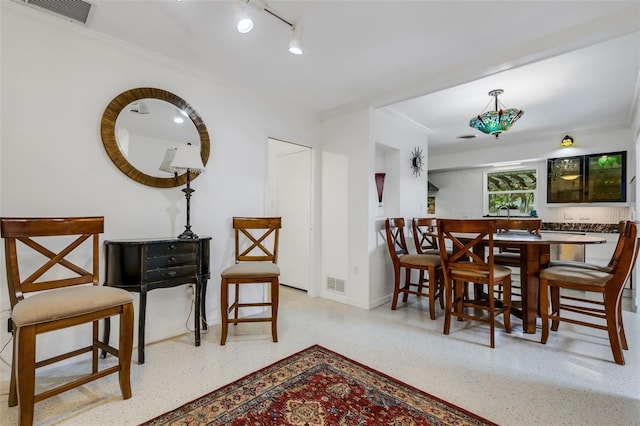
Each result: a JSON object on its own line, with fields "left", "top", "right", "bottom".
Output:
{"left": 450, "top": 264, "right": 512, "bottom": 280}
{"left": 399, "top": 253, "right": 441, "bottom": 268}
{"left": 540, "top": 265, "right": 613, "bottom": 287}
{"left": 12, "top": 286, "right": 134, "bottom": 327}
{"left": 547, "top": 259, "right": 611, "bottom": 272}
{"left": 221, "top": 262, "right": 280, "bottom": 279}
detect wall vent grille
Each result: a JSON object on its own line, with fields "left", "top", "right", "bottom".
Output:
{"left": 327, "top": 277, "right": 345, "bottom": 293}
{"left": 17, "top": 0, "right": 93, "bottom": 25}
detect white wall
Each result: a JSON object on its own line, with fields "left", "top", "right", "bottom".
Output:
{"left": 319, "top": 108, "right": 369, "bottom": 308}
{"left": 370, "top": 109, "right": 429, "bottom": 307}
{"left": 429, "top": 126, "right": 634, "bottom": 172}
{"left": 0, "top": 4, "right": 320, "bottom": 360}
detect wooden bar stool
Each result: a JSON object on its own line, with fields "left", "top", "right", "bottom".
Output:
{"left": 385, "top": 218, "right": 443, "bottom": 320}
{"left": 220, "top": 217, "right": 281, "bottom": 345}
{"left": 1, "top": 217, "right": 134, "bottom": 426}
{"left": 437, "top": 218, "right": 512, "bottom": 348}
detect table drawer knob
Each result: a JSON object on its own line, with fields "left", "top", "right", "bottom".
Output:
{"left": 168, "top": 271, "right": 177, "bottom": 277}
{"left": 169, "top": 256, "right": 176, "bottom": 263}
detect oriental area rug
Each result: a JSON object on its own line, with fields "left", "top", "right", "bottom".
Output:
{"left": 140, "top": 345, "right": 496, "bottom": 426}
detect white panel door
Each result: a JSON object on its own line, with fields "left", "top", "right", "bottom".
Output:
{"left": 274, "top": 147, "right": 311, "bottom": 290}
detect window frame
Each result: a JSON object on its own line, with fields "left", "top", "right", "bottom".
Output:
{"left": 483, "top": 166, "right": 539, "bottom": 215}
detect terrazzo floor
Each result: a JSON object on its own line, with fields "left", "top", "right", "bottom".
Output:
{"left": 0, "top": 286, "right": 638, "bottom": 425}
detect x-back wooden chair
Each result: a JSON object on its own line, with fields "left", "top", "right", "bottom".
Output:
{"left": 539, "top": 221, "right": 639, "bottom": 364}
{"left": 1, "top": 217, "right": 134, "bottom": 426}
{"left": 437, "top": 218, "right": 512, "bottom": 348}
{"left": 385, "top": 218, "right": 443, "bottom": 320}
{"left": 220, "top": 217, "right": 281, "bottom": 345}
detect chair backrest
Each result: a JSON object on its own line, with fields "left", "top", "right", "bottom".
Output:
{"left": 606, "top": 221, "right": 639, "bottom": 295}
{"left": 1, "top": 217, "right": 104, "bottom": 309}
{"left": 233, "top": 217, "right": 281, "bottom": 263}
{"left": 437, "top": 218, "right": 497, "bottom": 279}
{"left": 606, "top": 221, "right": 628, "bottom": 270}
{"left": 385, "top": 218, "right": 409, "bottom": 264}
{"left": 412, "top": 217, "right": 438, "bottom": 254}
{"left": 495, "top": 218, "right": 541, "bottom": 254}
{"left": 495, "top": 218, "right": 541, "bottom": 235}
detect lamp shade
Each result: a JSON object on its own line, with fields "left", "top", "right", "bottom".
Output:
{"left": 159, "top": 144, "right": 205, "bottom": 174}
{"left": 561, "top": 135, "right": 574, "bottom": 147}
{"left": 469, "top": 89, "right": 523, "bottom": 138}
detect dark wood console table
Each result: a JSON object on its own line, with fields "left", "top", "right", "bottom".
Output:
{"left": 102, "top": 237, "right": 211, "bottom": 364}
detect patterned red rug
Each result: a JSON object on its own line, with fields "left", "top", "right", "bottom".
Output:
{"left": 140, "top": 345, "right": 497, "bottom": 426}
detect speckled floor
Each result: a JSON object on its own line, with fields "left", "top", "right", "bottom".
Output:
{"left": 1, "top": 286, "right": 638, "bottom": 425}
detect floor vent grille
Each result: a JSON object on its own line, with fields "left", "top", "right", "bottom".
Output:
{"left": 327, "top": 277, "right": 345, "bottom": 293}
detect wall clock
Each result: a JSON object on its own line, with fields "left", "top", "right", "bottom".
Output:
{"left": 410, "top": 146, "right": 424, "bottom": 177}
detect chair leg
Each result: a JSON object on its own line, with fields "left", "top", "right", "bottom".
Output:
{"left": 15, "top": 325, "right": 36, "bottom": 426}
{"left": 540, "top": 278, "right": 549, "bottom": 344}
{"left": 417, "top": 270, "right": 425, "bottom": 295}
{"left": 438, "top": 269, "right": 445, "bottom": 309}
{"left": 220, "top": 279, "right": 229, "bottom": 345}
{"left": 391, "top": 265, "right": 401, "bottom": 310}
{"left": 503, "top": 276, "right": 512, "bottom": 333}
{"left": 455, "top": 281, "right": 464, "bottom": 321}
{"left": 488, "top": 284, "right": 495, "bottom": 349}
{"left": 617, "top": 297, "right": 628, "bottom": 350}
{"left": 443, "top": 278, "right": 452, "bottom": 335}
{"left": 233, "top": 283, "right": 240, "bottom": 322}
{"left": 101, "top": 317, "right": 111, "bottom": 359}
{"left": 8, "top": 336, "right": 17, "bottom": 407}
{"left": 428, "top": 267, "right": 436, "bottom": 320}
{"left": 402, "top": 267, "right": 410, "bottom": 303}
{"left": 550, "top": 286, "right": 560, "bottom": 332}
{"left": 604, "top": 290, "right": 625, "bottom": 365}
{"left": 118, "top": 303, "right": 134, "bottom": 399}
{"left": 271, "top": 278, "right": 279, "bottom": 343}
{"left": 92, "top": 320, "right": 99, "bottom": 374}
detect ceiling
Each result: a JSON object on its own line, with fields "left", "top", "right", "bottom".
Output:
{"left": 23, "top": 0, "right": 640, "bottom": 154}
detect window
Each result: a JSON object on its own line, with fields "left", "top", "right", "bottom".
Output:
{"left": 486, "top": 168, "right": 537, "bottom": 214}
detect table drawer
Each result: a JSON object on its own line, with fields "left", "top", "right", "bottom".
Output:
{"left": 146, "top": 241, "right": 197, "bottom": 257}
{"left": 146, "top": 264, "right": 198, "bottom": 282}
{"left": 146, "top": 252, "right": 197, "bottom": 270}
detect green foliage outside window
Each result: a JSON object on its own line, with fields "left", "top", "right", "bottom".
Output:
{"left": 487, "top": 169, "right": 537, "bottom": 214}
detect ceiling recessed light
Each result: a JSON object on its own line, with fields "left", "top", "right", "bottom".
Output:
{"left": 457, "top": 134, "right": 477, "bottom": 140}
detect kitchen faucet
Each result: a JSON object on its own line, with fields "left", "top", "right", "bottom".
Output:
{"left": 498, "top": 205, "right": 510, "bottom": 218}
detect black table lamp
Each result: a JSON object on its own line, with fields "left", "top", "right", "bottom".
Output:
{"left": 160, "top": 144, "right": 205, "bottom": 239}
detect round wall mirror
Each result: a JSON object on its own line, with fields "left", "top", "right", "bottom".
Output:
{"left": 101, "top": 87, "right": 210, "bottom": 188}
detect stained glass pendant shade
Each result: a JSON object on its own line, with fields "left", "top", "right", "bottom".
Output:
{"left": 469, "top": 89, "right": 524, "bottom": 138}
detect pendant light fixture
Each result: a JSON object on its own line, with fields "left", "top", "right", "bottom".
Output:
{"left": 469, "top": 89, "right": 523, "bottom": 138}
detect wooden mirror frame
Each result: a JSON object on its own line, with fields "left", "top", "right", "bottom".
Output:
{"left": 101, "top": 87, "right": 210, "bottom": 188}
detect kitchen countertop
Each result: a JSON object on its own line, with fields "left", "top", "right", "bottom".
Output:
{"left": 481, "top": 216, "right": 621, "bottom": 233}
{"left": 541, "top": 222, "right": 620, "bottom": 233}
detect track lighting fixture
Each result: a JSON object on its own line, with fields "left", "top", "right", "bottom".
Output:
{"left": 232, "top": 0, "right": 303, "bottom": 55}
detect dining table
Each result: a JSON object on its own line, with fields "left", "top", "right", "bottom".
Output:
{"left": 487, "top": 231, "right": 606, "bottom": 333}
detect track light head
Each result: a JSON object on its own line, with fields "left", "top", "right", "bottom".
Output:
{"left": 288, "top": 24, "right": 303, "bottom": 55}
{"left": 233, "top": 0, "right": 255, "bottom": 33}
{"left": 237, "top": 17, "right": 254, "bottom": 33}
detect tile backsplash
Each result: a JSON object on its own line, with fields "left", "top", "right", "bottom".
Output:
{"left": 543, "top": 206, "right": 633, "bottom": 224}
